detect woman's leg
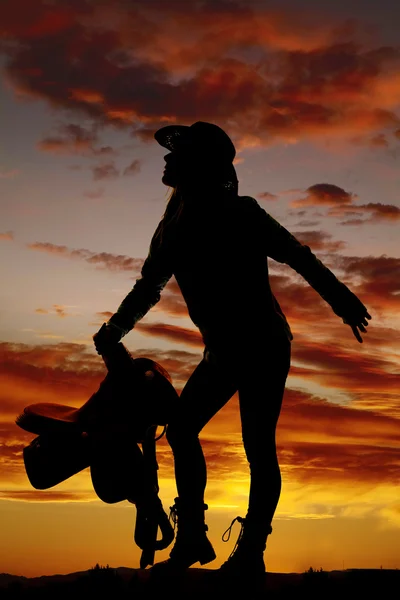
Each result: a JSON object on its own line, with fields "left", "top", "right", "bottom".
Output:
{"left": 151, "top": 350, "right": 239, "bottom": 572}
{"left": 218, "top": 337, "right": 291, "bottom": 582}
{"left": 238, "top": 337, "right": 291, "bottom": 528}
{"left": 166, "top": 349, "right": 238, "bottom": 507}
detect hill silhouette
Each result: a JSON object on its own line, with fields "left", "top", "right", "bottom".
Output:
{"left": 0, "top": 565, "right": 398, "bottom": 599}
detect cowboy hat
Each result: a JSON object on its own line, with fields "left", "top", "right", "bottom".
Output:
{"left": 154, "top": 121, "right": 236, "bottom": 162}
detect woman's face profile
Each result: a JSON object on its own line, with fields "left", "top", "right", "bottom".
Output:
{"left": 162, "top": 152, "right": 179, "bottom": 187}
{"left": 162, "top": 148, "right": 202, "bottom": 188}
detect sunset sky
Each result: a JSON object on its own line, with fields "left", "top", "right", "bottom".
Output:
{"left": 0, "top": 0, "right": 399, "bottom": 578}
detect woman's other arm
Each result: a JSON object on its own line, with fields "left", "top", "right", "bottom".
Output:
{"left": 244, "top": 197, "right": 371, "bottom": 342}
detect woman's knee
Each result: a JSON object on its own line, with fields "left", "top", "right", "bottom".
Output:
{"left": 242, "top": 434, "right": 278, "bottom": 467}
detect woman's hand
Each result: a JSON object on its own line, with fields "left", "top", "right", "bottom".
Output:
{"left": 333, "top": 293, "right": 372, "bottom": 343}
{"left": 343, "top": 312, "right": 371, "bottom": 343}
{"left": 93, "top": 322, "right": 123, "bottom": 355}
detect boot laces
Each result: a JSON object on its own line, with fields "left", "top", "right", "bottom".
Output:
{"left": 222, "top": 516, "right": 245, "bottom": 560}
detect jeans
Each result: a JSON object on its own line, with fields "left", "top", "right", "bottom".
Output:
{"left": 166, "top": 334, "right": 291, "bottom": 527}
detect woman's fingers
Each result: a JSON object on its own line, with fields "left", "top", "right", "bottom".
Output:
{"left": 351, "top": 325, "right": 363, "bottom": 343}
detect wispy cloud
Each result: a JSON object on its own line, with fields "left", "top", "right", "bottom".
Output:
{"left": 36, "top": 123, "right": 115, "bottom": 157}
{"left": 0, "top": 169, "right": 19, "bottom": 179}
{"left": 0, "top": 231, "right": 14, "bottom": 241}
{"left": 91, "top": 161, "right": 119, "bottom": 181}
{"left": 289, "top": 183, "right": 399, "bottom": 223}
{"left": 123, "top": 159, "right": 141, "bottom": 176}
{"left": 35, "top": 304, "right": 81, "bottom": 318}
{"left": 26, "top": 241, "right": 143, "bottom": 273}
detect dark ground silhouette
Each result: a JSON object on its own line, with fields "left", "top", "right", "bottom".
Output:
{"left": 1, "top": 565, "right": 398, "bottom": 599}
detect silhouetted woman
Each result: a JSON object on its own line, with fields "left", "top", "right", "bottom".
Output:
{"left": 93, "top": 122, "right": 371, "bottom": 580}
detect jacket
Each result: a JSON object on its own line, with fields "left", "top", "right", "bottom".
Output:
{"left": 108, "top": 194, "right": 359, "bottom": 351}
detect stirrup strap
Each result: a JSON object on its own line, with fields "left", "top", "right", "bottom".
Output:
{"left": 222, "top": 516, "right": 272, "bottom": 560}
{"left": 222, "top": 516, "right": 245, "bottom": 542}
{"left": 222, "top": 516, "right": 245, "bottom": 560}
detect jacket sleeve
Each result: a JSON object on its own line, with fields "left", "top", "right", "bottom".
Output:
{"left": 107, "top": 220, "right": 173, "bottom": 335}
{"left": 245, "top": 197, "right": 365, "bottom": 319}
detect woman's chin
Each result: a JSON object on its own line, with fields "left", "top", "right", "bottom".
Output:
{"left": 162, "top": 173, "right": 176, "bottom": 187}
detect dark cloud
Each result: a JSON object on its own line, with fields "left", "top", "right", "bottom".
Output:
{"left": 357, "top": 203, "right": 400, "bottom": 221}
{"left": 258, "top": 191, "right": 278, "bottom": 201}
{"left": 122, "top": 159, "right": 142, "bottom": 176}
{"left": 334, "top": 254, "right": 400, "bottom": 311}
{"left": 291, "top": 230, "right": 347, "bottom": 253}
{"left": 36, "top": 123, "right": 115, "bottom": 156}
{"left": 295, "top": 220, "right": 321, "bottom": 228}
{"left": 91, "top": 161, "right": 120, "bottom": 181}
{"left": 292, "top": 183, "right": 356, "bottom": 207}
{"left": 1, "top": 2, "right": 399, "bottom": 149}
{"left": 289, "top": 184, "right": 399, "bottom": 224}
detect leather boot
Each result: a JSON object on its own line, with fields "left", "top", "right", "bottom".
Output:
{"left": 218, "top": 515, "right": 272, "bottom": 586}
{"left": 150, "top": 497, "right": 216, "bottom": 575}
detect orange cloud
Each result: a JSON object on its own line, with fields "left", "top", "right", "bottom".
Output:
{"left": 334, "top": 254, "right": 400, "bottom": 312}
{"left": 35, "top": 304, "right": 78, "bottom": 318}
{"left": 0, "top": 332, "right": 399, "bottom": 496}
{"left": 1, "top": 2, "right": 399, "bottom": 149}
{"left": 0, "top": 231, "right": 14, "bottom": 240}
{"left": 289, "top": 184, "right": 399, "bottom": 223}
{"left": 135, "top": 322, "right": 203, "bottom": 347}
{"left": 291, "top": 183, "right": 356, "bottom": 207}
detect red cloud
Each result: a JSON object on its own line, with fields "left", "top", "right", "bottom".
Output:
{"left": 1, "top": 2, "right": 399, "bottom": 148}
{"left": 291, "top": 183, "right": 356, "bottom": 207}
{"left": 135, "top": 322, "right": 203, "bottom": 347}
{"left": 289, "top": 184, "right": 399, "bottom": 223}
{"left": 333, "top": 254, "right": 400, "bottom": 312}
{"left": 290, "top": 230, "right": 346, "bottom": 253}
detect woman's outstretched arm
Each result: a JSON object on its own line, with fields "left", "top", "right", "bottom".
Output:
{"left": 244, "top": 197, "right": 372, "bottom": 343}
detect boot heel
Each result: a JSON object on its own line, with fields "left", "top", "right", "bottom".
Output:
{"left": 199, "top": 545, "right": 217, "bottom": 565}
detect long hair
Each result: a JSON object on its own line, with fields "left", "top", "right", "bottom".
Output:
{"left": 153, "top": 162, "right": 238, "bottom": 245}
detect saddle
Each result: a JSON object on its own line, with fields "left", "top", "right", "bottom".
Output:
{"left": 15, "top": 325, "right": 178, "bottom": 568}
